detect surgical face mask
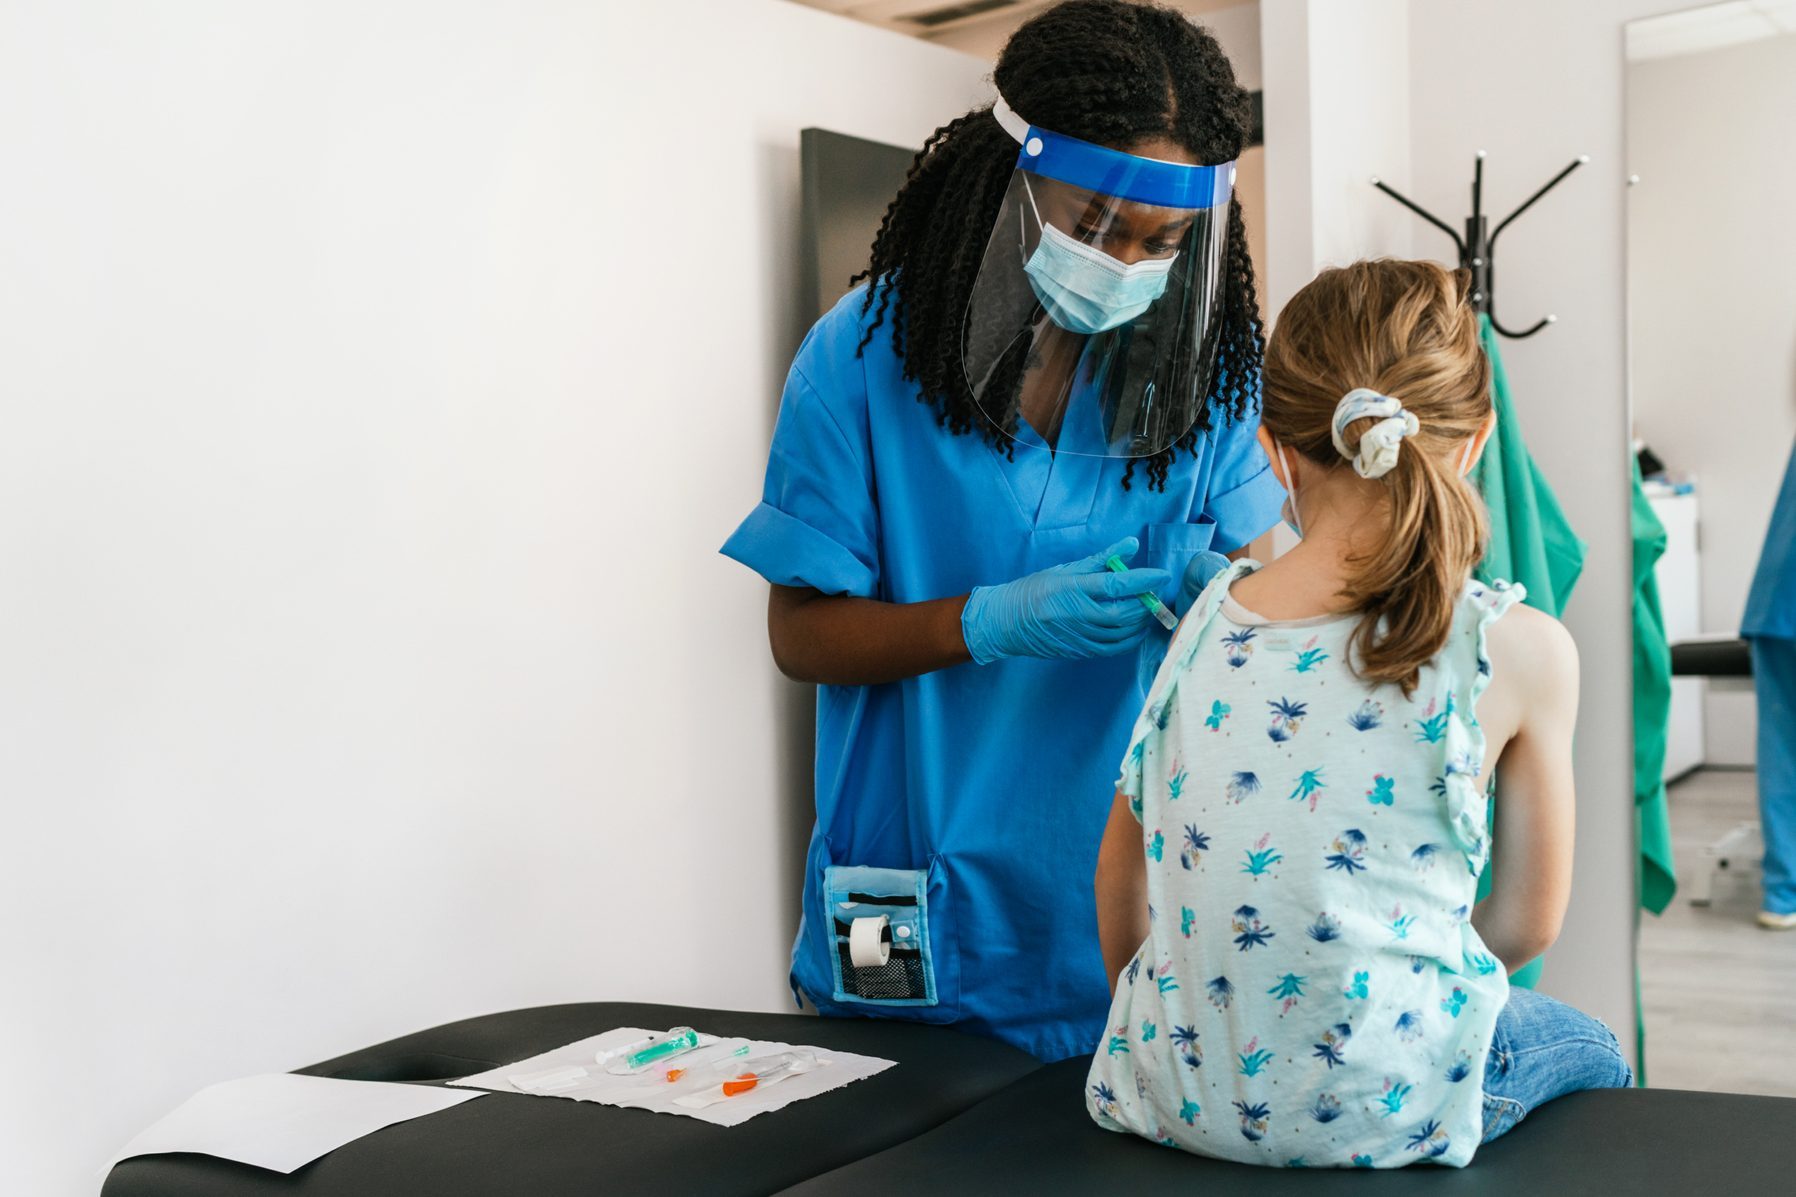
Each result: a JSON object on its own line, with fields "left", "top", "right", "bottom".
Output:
{"left": 1021, "top": 180, "right": 1177, "bottom": 335}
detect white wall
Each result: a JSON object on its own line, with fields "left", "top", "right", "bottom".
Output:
{"left": 1628, "top": 33, "right": 1796, "bottom": 638}
{"left": 1261, "top": 0, "right": 1412, "bottom": 322}
{"left": 1407, "top": 0, "right": 1717, "bottom": 1053}
{"left": 1261, "top": 0, "right": 1413, "bottom": 567}
{"left": 0, "top": 2, "right": 986, "bottom": 1192}
{"left": 1263, "top": 0, "right": 1675, "bottom": 1053}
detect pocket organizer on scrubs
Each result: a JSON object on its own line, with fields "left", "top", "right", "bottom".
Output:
{"left": 824, "top": 865, "right": 937, "bottom": 1006}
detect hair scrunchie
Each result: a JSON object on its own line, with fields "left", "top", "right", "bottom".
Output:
{"left": 1331, "top": 388, "right": 1420, "bottom": 480}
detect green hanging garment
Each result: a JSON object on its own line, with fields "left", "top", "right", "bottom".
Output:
{"left": 1469, "top": 317, "right": 1586, "bottom": 613}
{"left": 1467, "top": 315, "right": 1587, "bottom": 990}
{"left": 1630, "top": 460, "right": 1678, "bottom": 1086}
{"left": 1631, "top": 462, "right": 1678, "bottom": 916}
{"left": 1467, "top": 317, "right": 1672, "bottom": 1076}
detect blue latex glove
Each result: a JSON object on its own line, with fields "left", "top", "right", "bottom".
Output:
{"left": 961, "top": 538, "right": 1171, "bottom": 664}
{"left": 1135, "top": 550, "right": 1231, "bottom": 695}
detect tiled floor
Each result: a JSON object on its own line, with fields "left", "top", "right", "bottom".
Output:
{"left": 1638, "top": 767, "right": 1796, "bottom": 1096}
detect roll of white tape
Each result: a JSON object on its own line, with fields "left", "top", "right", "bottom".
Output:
{"left": 848, "top": 914, "right": 892, "bottom": 968}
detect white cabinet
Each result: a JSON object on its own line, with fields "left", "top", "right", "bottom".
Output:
{"left": 1647, "top": 490, "right": 1704, "bottom": 782}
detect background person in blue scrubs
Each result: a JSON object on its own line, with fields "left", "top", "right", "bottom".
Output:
{"left": 1746, "top": 437, "right": 1796, "bottom": 929}
{"left": 723, "top": 0, "right": 1282, "bottom": 1061}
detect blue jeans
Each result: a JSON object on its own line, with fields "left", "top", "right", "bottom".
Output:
{"left": 1752, "top": 637, "right": 1796, "bottom": 915}
{"left": 1481, "top": 988, "right": 1633, "bottom": 1142}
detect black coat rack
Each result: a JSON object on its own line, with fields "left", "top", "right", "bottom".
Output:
{"left": 1369, "top": 152, "right": 1586, "bottom": 339}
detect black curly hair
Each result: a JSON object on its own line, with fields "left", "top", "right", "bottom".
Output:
{"left": 853, "top": 0, "right": 1261, "bottom": 491}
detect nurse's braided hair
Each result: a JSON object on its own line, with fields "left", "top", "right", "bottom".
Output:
{"left": 854, "top": 0, "right": 1261, "bottom": 492}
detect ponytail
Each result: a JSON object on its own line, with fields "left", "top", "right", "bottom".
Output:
{"left": 1261, "top": 260, "right": 1494, "bottom": 695}
{"left": 1343, "top": 423, "right": 1489, "bottom": 693}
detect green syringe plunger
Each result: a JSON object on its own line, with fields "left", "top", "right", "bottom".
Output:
{"left": 1106, "top": 554, "right": 1179, "bottom": 631}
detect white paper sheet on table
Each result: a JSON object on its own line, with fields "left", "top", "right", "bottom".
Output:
{"left": 450, "top": 1027, "right": 896, "bottom": 1127}
{"left": 105, "top": 1073, "right": 486, "bottom": 1175}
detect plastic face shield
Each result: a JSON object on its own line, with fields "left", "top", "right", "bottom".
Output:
{"left": 962, "top": 100, "right": 1236, "bottom": 459}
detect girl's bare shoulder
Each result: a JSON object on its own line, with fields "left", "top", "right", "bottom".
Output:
{"left": 1484, "top": 600, "right": 1579, "bottom": 701}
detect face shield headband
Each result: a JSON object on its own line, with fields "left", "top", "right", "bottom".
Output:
{"left": 990, "top": 97, "right": 1235, "bottom": 210}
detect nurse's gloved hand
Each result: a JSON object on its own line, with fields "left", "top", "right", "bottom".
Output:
{"left": 1135, "top": 550, "right": 1230, "bottom": 695}
{"left": 961, "top": 538, "right": 1171, "bottom": 664}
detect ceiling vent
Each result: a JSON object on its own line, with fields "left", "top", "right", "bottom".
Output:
{"left": 904, "top": 0, "right": 1024, "bottom": 30}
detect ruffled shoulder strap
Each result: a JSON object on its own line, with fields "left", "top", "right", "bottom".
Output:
{"left": 1460, "top": 578, "right": 1528, "bottom": 697}
{"left": 1433, "top": 577, "right": 1528, "bottom": 878}
{"left": 1157, "top": 560, "right": 1257, "bottom": 689}
{"left": 1129, "top": 559, "right": 1259, "bottom": 757}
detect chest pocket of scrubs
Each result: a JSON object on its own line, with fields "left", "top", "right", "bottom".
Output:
{"left": 1145, "top": 518, "right": 1217, "bottom": 560}
{"left": 824, "top": 863, "right": 949, "bottom": 1009}
{"left": 1142, "top": 519, "right": 1217, "bottom": 597}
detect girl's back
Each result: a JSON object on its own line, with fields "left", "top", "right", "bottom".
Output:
{"left": 1085, "top": 562, "right": 1518, "bottom": 1167}
{"left": 1086, "top": 258, "right": 1601, "bottom": 1169}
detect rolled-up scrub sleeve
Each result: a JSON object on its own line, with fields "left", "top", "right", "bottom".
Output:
{"left": 1202, "top": 404, "right": 1286, "bottom": 552}
{"left": 722, "top": 364, "right": 879, "bottom": 599}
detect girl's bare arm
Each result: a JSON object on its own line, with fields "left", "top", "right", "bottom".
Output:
{"left": 1472, "top": 609, "right": 1580, "bottom": 972}
{"left": 1095, "top": 789, "right": 1150, "bottom": 994}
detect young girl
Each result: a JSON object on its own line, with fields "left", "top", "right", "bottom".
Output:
{"left": 1086, "top": 260, "right": 1631, "bottom": 1168}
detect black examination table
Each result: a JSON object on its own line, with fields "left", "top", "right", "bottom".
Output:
{"left": 100, "top": 1002, "right": 1035, "bottom": 1196}
{"left": 788, "top": 1058, "right": 1796, "bottom": 1196}
{"left": 103, "top": 1005, "right": 1796, "bottom": 1196}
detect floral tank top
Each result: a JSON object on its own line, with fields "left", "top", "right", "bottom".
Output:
{"left": 1086, "top": 562, "right": 1521, "bottom": 1169}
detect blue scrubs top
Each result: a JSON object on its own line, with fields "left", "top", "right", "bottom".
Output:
{"left": 722, "top": 286, "right": 1284, "bottom": 1060}
{"left": 1744, "top": 439, "right": 1796, "bottom": 641}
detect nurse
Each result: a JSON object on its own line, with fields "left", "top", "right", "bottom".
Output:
{"left": 723, "top": 0, "right": 1282, "bottom": 1060}
{"left": 1746, "top": 437, "right": 1796, "bottom": 929}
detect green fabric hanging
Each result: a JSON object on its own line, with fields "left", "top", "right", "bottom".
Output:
{"left": 1630, "top": 458, "right": 1679, "bottom": 1088}
{"left": 1469, "top": 317, "right": 1587, "bottom": 612}
{"left": 1632, "top": 462, "right": 1678, "bottom": 916}
{"left": 1467, "top": 315, "right": 1588, "bottom": 991}
{"left": 1467, "top": 318, "right": 1673, "bottom": 1077}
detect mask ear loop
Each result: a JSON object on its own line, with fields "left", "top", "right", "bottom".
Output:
{"left": 1280, "top": 434, "right": 1476, "bottom": 542}
{"left": 1022, "top": 175, "right": 1047, "bottom": 233}
{"left": 1275, "top": 440, "right": 1301, "bottom": 539}
{"left": 1017, "top": 175, "right": 1047, "bottom": 268}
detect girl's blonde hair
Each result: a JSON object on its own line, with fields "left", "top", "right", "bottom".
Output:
{"left": 1262, "top": 259, "right": 1494, "bottom": 695}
